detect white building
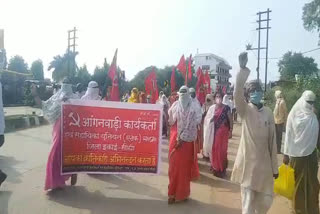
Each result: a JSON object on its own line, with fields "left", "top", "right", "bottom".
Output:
{"left": 193, "top": 53, "right": 232, "bottom": 93}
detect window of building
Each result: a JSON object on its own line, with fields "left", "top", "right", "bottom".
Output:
{"left": 202, "top": 65, "right": 210, "bottom": 70}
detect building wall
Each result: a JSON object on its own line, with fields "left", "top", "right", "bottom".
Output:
{"left": 194, "top": 53, "right": 232, "bottom": 93}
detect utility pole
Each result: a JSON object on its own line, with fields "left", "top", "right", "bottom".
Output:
{"left": 264, "top": 9, "right": 271, "bottom": 92}
{"left": 67, "top": 27, "right": 77, "bottom": 76}
{"left": 246, "top": 9, "right": 271, "bottom": 92}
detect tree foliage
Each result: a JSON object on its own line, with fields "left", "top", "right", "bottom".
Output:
{"left": 303, "top": 0, "right": 320, "bottom": 41}
{"left": 75, "top": 64, "right": 91, "bottom": 86}
{"left": 48, "top": 51, "right": 78, "bottom": 82}
{"left": 30, "top": 59, "right": 44, "bottom": 80}
{"left": 278, "top": 51, "right": 318, "bottom": 80}
{"left": 3, "top": 55, "right": 29, "bottom": 105}
{"left": 128, "top": 65, "right": 196, "bottom": 97}
{"left": 265, "top": 75, "right": 320, "bottom": 117}
{"left": 8, "top": 55, "right": 28, "bottom": 73}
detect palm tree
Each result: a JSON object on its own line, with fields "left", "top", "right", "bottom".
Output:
{"left": 48, "top": 51, "right": 78, "bottom": 82}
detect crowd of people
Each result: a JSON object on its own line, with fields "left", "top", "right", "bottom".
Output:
{"left": 0, "top": 52, "right": 319, "bottom": 214}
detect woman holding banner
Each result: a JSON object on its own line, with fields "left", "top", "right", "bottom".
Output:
{"left": 32, "top": 78, "right": 78, "bottom": 191}
{"left": 167, "top": 86, "right": 202, "bottom": 204}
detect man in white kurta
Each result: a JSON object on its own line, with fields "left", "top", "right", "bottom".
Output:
{"left": 231, "top": 52, "right": 278, "bottom": 214}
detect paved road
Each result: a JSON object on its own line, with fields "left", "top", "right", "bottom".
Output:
{"left": 0, "top": 124, "right": 292, "bottom": 214}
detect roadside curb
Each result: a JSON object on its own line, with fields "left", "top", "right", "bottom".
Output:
{"left": 4, "top": 115, "right": 48, "bottom": 133}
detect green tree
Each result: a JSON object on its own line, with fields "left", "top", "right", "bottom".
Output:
{"left": 48, "top": 51, "right": 78, "bottom": 82}
{"left": 278, "top": 51, "right": 318, "bottom": 80}
{"left": 76, "top": 64, "right": 91, "bottom": 86}
{"left": 303, "top": 0, "right": 320, "bottom": 42}
{"left": 7, "top": 55, "right": 28, "bottom": 73}
{"left": 3, "top": 55, "right": 29, "bottom": 105}
{"left": 30, "top": 59, "right": 44, "bottom": 80}
{"left": 128, "top": 65, "right": 194, "bottom": 96}
{"left": 91, "top": 58, "right": 111, "bottom": 98}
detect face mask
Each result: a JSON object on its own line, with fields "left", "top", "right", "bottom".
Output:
{"left": 179, "top": 92, "right": 190, "bottom": 109}
{"left": 191, "top": 93, "right": 196, "bottom": 98}
{"left": 303, "top": 101, "right": 313, "bottom": 111}
{"left": 215, "top": 98, "right": 222, "bottom": 104}
{"left": 249, "top": 91, "right": 263, "bottom": 105}
{"left": 206, "top": 99, "right": 211, "bottom": 102}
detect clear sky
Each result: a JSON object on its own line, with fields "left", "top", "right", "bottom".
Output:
{"left": 0, "top": 0, "right": 319, "bottom": 83}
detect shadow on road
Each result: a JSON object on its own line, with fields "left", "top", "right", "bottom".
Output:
{"left": 48, "top": 186, "right": 240, "bottom": 214}
{"left": 88, "top": 174, "right": 166, "bottom": 200}
{"left": 0, "top": 191, "right": 12, "bottom": 214}
{"left": 0, "top": 156, "right": 22, "bottom": 184}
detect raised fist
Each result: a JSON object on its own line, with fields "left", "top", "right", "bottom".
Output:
{"left": 239, "top": 52, "right": 248, "bottom": 69}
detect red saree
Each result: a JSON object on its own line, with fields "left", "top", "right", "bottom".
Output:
{"left": 211, "top": 105, "right": 230, "bottom": 177}
{"left": 168, "top": 123, "right": 199, "bottom": 201}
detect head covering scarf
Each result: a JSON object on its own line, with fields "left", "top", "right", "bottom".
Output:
{"left": 81, "top": 81, "right": 101, "bottom": 100}
{"left": 205, "top": 94, "right": 214, "bottom": 106}
{"left": 284, "top": 90, "right": 319, "bottom": 157}
{"left": 42, "top": 83, "right": 78, "bottom": 123}
{"left": 275, "top": 90, "right": 282, "bottom": 99}
{"left": 178, "top": 86, "right": 191, "bottom": 110}
{"left": 189, "top": 88, "right": 195, "bottom": 93}
{"left": 222, "top": 94, "right": 233, "bottom": 109}
{"left": 128, "top": 88, "right": 139, "bottom": 103}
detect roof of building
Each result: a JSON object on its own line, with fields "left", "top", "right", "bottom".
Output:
{"left": 194, "top": 53, "right": 231, "bottom": 67}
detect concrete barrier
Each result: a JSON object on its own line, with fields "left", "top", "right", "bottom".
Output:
{"left": 4, "top": 115, "right": 48, "bottom": 133}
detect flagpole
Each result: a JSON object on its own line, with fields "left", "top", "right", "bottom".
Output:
{"left": 186, "top": 64, "right": 188, "bottom": 86}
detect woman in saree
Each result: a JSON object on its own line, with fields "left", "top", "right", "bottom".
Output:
{"left": 210, "top": 92, "right": 232, "bottom": 178}
{"left": 202, "top": 94, "right": 215, "bottom": 160}
{"left": 167, "top": 86, "right": 202, "bottom": 204}
{"left": 32, "top": 78, "right": 78, "bottom": 191}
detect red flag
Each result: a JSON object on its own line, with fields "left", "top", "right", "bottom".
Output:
{"left": 188, "top": 54, "right": 192, "bottom": 81}
{"left": 196, "top": 68, "right": 204, "bottom": 95}
{"left": 171, "top": 66, "right": 176, "bottom": 92}
{"left": 108, "top": 49, "right": 117, "bottom": 80}
{"left": 204, "top": 70, "right": 211, "bottom": 94}
{"left": 196, "top": 68, "right": 206, "bottom": 105}
{"left": 108, "top": 49, "right": 120, "bottom": 101}
{"left": 145, "top": 68, "right": 159, "bottom": 104}
{"left": 176, "top": 55, "right": 186, "bottom": 78}
{"left": 222, "top": 86, "right": 227, "bottom": 94}
{"left": 216, "top": 85, "right": 220, "bottom": 93}
{"left": 196, "top": 67, "right": 202, "bottom": 78}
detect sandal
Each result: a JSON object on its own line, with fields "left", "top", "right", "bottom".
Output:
{"left": 71, "top": 174, "right": 77, "bottom": 186}
{"left": 168, "top": 197, "right": 175, "bottom": 204}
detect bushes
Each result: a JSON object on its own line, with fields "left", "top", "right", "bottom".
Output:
{"left": 265, "top": 76, "right": 320, "bottom": 117}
